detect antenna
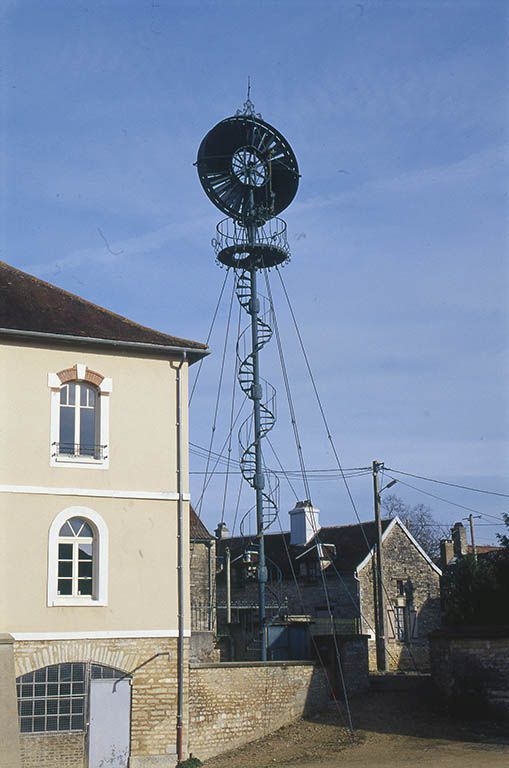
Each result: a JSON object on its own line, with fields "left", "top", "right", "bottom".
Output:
{"left": 196, "top": 103, "right": 300, "bottom": 660}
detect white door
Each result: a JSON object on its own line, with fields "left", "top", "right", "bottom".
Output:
{"left": 88, "top": 677, "right": 131, "bottom": 768}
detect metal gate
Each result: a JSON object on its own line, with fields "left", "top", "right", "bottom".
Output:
{"left": 88, "top": 677, "right": 131, "bottom": 768}
{"left": 267, "top": 624, "right": 310, "bottom": 660}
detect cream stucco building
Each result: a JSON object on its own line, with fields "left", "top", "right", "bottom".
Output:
{"left": 0, "top": 261, "right": 208, "bottom": 768}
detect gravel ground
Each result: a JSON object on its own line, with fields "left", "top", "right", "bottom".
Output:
{"left": 201, "top": 689, "right": 509, "bottom": 768}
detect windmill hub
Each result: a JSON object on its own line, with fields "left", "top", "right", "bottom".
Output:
{"left": 231, "top": 147, "right": 268, "bottom": 187}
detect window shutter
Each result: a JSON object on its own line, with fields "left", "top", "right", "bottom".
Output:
{"left": 410, "top": 609, "right": 418, "bottom": 639}
{"left": 386, "top": 609, "right": 396, "bottom": 639}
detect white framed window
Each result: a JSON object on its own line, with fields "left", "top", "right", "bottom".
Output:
{"left": 48, "top": 364, "right": 112, "bottom": 469}
{"left": 57, "top": 517, "right": 94, "bottom": 597}
{"left": 59, "top": 382, "right": 102, "bottom": 459}
{"left": 48, "top": 507, "right": 109, "bottom": 607}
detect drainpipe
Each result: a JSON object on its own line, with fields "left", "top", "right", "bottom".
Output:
{"left": 353, "top": 571, "right": 362, "bottom": 635}
{"left": 175, "top": 353, "right": 186, "bottom": 763}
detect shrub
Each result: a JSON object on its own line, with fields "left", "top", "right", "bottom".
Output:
{"left": 442, "top": 553, "right": 509, "bottom": 627}
{"left": 176, "top": 757, "right": 202, "bottom": 768}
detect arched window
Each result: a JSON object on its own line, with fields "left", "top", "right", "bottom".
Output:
{"left": 57, "top": 517, "right": 94, "bottom": 597}
{"left": 48, "top": 364, "right": 112, "bottom": 468}
{"left": 59, "top": 381, "right": 101, "bottom": 459}
{"left": 48, "top": 507, "right": 108, "bottom": 606}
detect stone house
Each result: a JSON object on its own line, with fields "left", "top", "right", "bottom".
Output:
{"left": 216, "top": 500, "right": 442, "bottom": 671}
{"left": 440, "top": 521, "right": 504, "bottom": 569}
{"left": 0, "top": 261, "right": 208, "bottom": 768}
{"left": 189, "top": 508, "right": 217, "bottom": 662}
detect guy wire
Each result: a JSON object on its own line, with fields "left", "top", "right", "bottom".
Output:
{"left": 275, "top": 266, "right": 422, "bottom": 673}
{"left": 195, "top": 277, "right": 236, "bottom": 517}
{"left": 189, "top": 269, "right": 230, "bottom": 405}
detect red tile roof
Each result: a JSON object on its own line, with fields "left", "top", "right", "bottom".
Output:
{"left": 0, "top": 261, "right": 208, "bottom": 360}
{"left": 468, "top": 544, "right": 504, "bottom": 556}
{"left": 189, "top": 506, "right": 214, "bottom": 540}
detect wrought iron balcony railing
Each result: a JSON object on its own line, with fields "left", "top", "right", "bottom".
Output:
{"left": 309, "top": 617, "right": 361, "bottom": 636}
{"left": 52, "top": 443, "right": 107, "bottom": 460}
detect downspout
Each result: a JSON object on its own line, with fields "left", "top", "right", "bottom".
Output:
{"left": 175, "top": 353, "right": 186, "bottom": 763}
{"left": 353, "top": 571, "right": 362, "bottom": 635}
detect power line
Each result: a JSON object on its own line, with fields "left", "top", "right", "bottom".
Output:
{"left": 190, "top": 446, "right": 370, "bottom": 473}
{"left": 190, "top": 441, "right": 371, "bottom": 478}
{"left": 415, "top": 522, "right": 504, "bottom": 528}
{"left": 385, "top": 467, "right": 509, "bottom": 499}
{"left": 385, "top": 475, "right": 506, "bottom": 522}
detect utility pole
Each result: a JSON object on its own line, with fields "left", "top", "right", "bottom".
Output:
{"left": 464, "top": 513, "right": 480, "bottom": 561}
{"left": 225, "top": 546, "right": 232, "bottom": 625}
{"left": 372, "top": 460, "right": 388, "bottom": 672}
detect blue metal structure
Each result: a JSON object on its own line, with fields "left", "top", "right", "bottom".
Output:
{"left": 196, "top": 99, "right": 299, "bottom": 660}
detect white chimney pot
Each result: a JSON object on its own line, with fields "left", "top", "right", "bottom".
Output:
{"left": 289, "top": 500, "right": 320, "bottom": 546}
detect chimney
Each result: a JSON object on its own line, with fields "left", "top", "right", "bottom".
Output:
{"left": 289, "top": 500, "right": 320, "bottom": 546}
{"left": 215, "top": 522, "right": 229, "bottom": 540}
{"left": 451, "top": 522, "right": 467, "bottom": 557}
{"left": 440, "top": 539, "right": 454, "bottom": 570}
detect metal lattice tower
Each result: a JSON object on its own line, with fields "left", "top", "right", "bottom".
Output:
{"left": 196, "top": 101, "right": 299, "bottom": 659}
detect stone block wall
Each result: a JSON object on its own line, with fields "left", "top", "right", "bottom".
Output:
{"left": 430, "top": 631, "right": 509, "bottom": 721}
{"left": 19, "top": 733, "right": 84, "bottom": 768}
{"left": 311, "top": 634, "right": 369, "bottom": 700}
{"left": 336, "top": 635, "right": 369, "bottom": 696}
{"left": 190, "top": 540, "right": 215, "bottom": 632}
{"left": 358, "top": 523, "right": 441, "bottom": 670}
{"left": 14, "top": 636, "right": 187, "bottom": 768}
{"left": 189, "top": 631, "right": 220, "bottom": 664}
{"left": 0, "top": 635, "right": 21, "bottom": 768}
{"left": 188, "top": 660, "right": 328, "bottom": 761}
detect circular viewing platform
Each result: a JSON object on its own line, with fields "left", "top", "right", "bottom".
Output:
{"left": 213, "top": 218, "right": 290, "bottom": 269}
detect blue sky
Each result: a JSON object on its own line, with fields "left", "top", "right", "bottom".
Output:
{"left": 1, "top": 1, "right": 508, "bottom": 544}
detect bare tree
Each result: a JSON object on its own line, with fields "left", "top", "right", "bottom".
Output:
{"left": 381, "top": 493, "right": 448, "bottom": 560}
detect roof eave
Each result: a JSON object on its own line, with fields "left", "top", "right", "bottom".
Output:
{"left": 0, "top": 327, "right": 210, "bottom": 365}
